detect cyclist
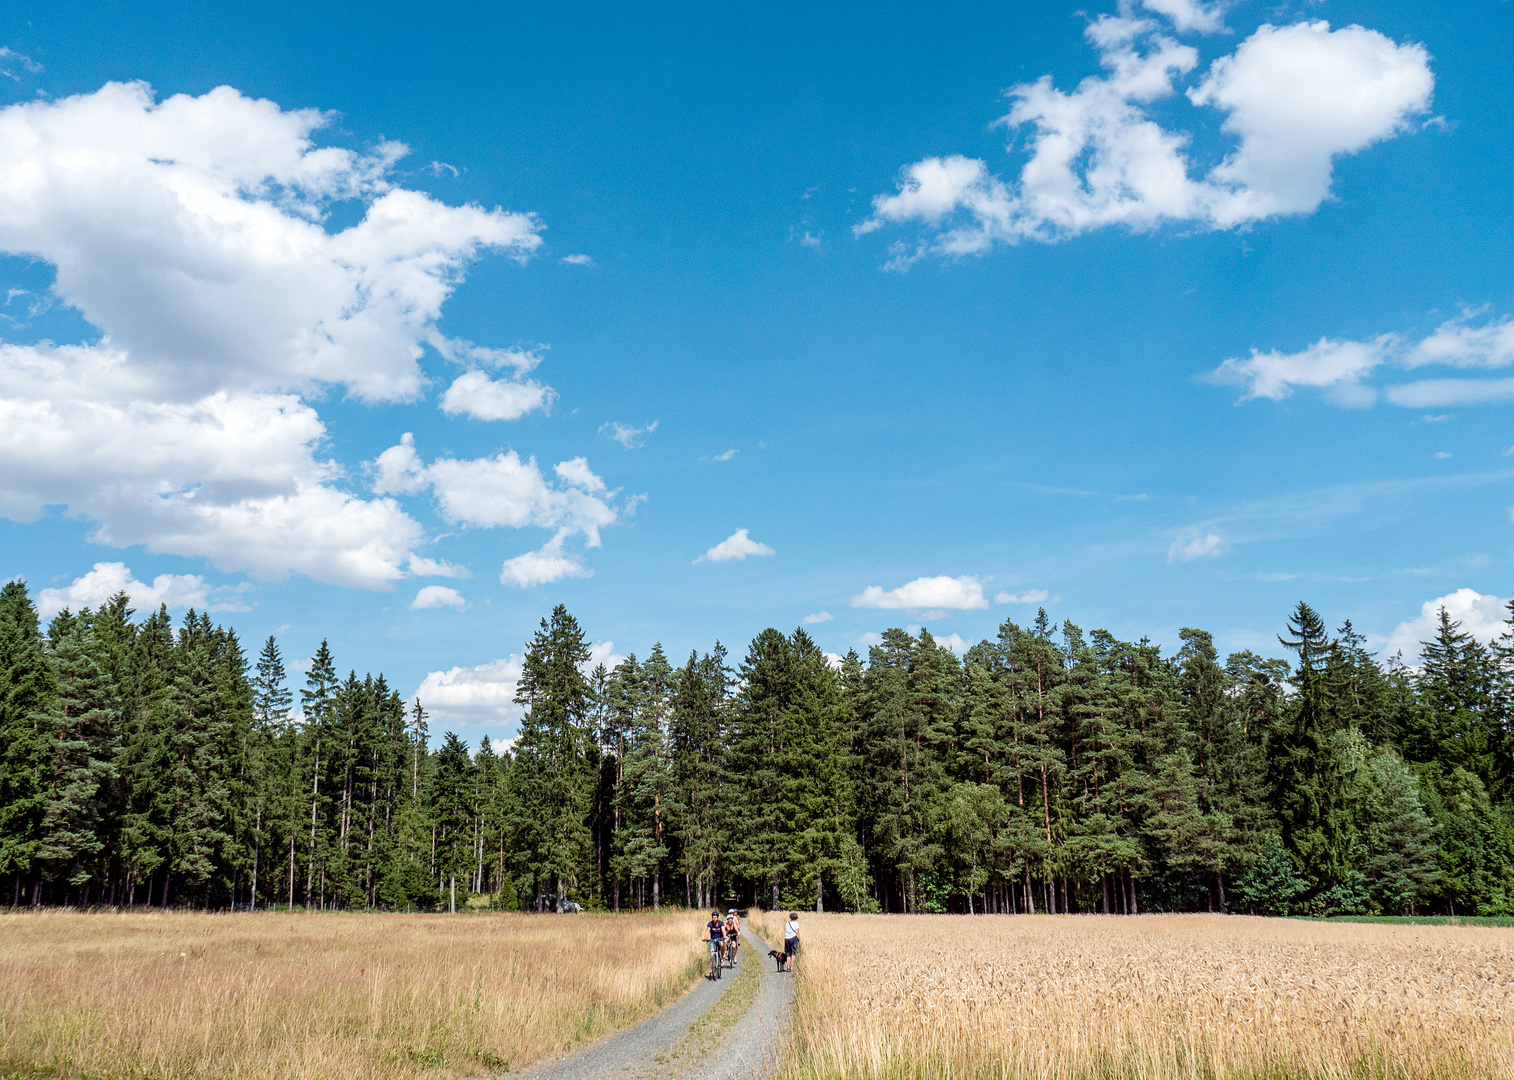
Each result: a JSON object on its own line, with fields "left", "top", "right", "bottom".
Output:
{"left": 724, "top": 909, "right": 741, "bottom": 966}
{"left": 705, "top": 910, "right": 725, "bottom": 980}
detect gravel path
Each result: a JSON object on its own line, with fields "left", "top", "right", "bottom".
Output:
{"left": 509, "top": 928, "right": 792, "bottom": 1080}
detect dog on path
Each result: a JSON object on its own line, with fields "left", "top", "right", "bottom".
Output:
{"left": 767, "top": 948, "right": 788, "bottom": 972}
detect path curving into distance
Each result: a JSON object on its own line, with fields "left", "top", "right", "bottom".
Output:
{"left": 509, "top": 928, "right": 792, "bottom": 1080}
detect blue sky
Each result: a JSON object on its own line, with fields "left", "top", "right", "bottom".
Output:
{"left": 2, "top": 0, "right": 1512, "bottom": 740}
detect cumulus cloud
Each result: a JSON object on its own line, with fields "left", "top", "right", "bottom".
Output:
{"left": 410, "top": 584, "right": 466, "bottom": 610}
{"left": 995, "top": 589, "right": 1049, "bottom": 604}
{"left": 412, "top": 639, "right": 620, "bottom": 729}
{"left": 412, "top": 655, "right": 526, "bottom": 727}
{"left": 696, "top": 528, "right": 776, "bottom": 564}
{"left": 1169, "top": 532, "right": 1222, "bottom": 561}
{"left": 1209, "top": 308, "right": 1514, "bottom": 409}
{"left": 439, "top": 370, "right": 554, "bottom": 421}
{"left": 1372, "top": 588, "right": 1510, "bottom": 662}
{"left": 500, "top": 532, "right": 593, "bottom": 588}
{"left": 371, "top": 433, "right": 618, "bottom": 547}
{"left": 713, "top": 448, "right": 738, "bottom": 462}
{"left": 803, "top": 611, "right": 834, "bottom": 624}
{"left": 36, "top": 561, "right": 247, "bottom": 619}
{"left": 858, "top": 15, "right": 1431, "bottom": 263}
{"left": 933, "top": 632, "right": 972, "bottom": 655}
{"left": 560, "top": 254, "right": 594, "bottom": 266}
{"left": 851, "top": 575, "right": 989, "bottom": 611}
{"left": 0, "top": 82, "right": 548, "bottom": 589}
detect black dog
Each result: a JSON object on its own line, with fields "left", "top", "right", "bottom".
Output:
{"left": 768, "top": 948, "right": 788, "bottom": 972}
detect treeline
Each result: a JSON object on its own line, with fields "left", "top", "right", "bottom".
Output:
{"left": 2, "top": 580, "right": 1512, "bottom": 916}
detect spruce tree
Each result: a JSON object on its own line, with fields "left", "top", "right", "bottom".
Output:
{"left": 509, "top": 605, "right": 596, "bottom": 911}
{"left": 1270, "top": 602, "right": 1352, "bottom": 893}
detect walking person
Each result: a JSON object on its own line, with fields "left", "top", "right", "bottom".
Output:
{"left": 782, "top": 911, "right": 801, "bottom": 971}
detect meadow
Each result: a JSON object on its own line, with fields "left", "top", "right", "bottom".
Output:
{"left": 0, "top": 909, "right": 705, "bottom": 1080}
{"left": 780, "top": 913, "right": 1514, "bottom": 1080}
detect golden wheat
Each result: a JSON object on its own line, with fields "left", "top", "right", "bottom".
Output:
{"left": 0, "top": 908, "right": 705, "bottom": 1080}
{"left": 781, "top": 913, "right": 1514, "bottom": 1080}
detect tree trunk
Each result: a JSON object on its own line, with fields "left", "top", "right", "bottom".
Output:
{"left": 307, "top": 741, "right": 320, "bottom": 911}
{"left": 1127, "top": 871, "right": 1138, "bottom": 915}
{"left": 1217, "top": 871, "right": 1227, "bottom": 912}
{"left": 772, "top": 880, "right": 779, "bottom": 912}
{"left": 1101, "top": 872, "right": 1111, "bottom": 913}
{"left": 817, "top": 872, "right": 824, "bottom": 913}
{"left": 450, "top": 874, "right": 456, "bottom": 914}
{"left": 1023, "top": 864, "right": 1034, "bottom": 914}
{"left": 251, "top": 804, "right": 262, "bottom": 911}
{"left": 161, "top": 870, "right": 170, "bottom": 909}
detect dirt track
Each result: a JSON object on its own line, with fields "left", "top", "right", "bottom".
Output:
{"left": 509, "top": 928, "right": 791, "bottom": 1080}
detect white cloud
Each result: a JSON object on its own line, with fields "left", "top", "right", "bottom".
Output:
{"left": 1169, "top": 532, "right": 1222, "bottom": 561}
{"left": 412, "top": 655, "right": 525, "bottom": 728}
{"left": 0, "top": 82, "right": 548, "bottom": 589}
{"left": 1372, "top": 588, "right": 1510, "bottom": 662}
{"left": 851, "top": 575, "right": 988, "bottom": 610}
{"left": 585, "top": 639, "right": 626, "bottom": 674}
{"left": 410, "top": 584, "right": 466, "bottom": 610}
{"left": 1140, "top": 0, "right": 1227, "bottom": 34}
{"left": 933, "top": 632, "right": 972, "bottom": 655}
{"left": 1206, "top": 336, "right": 1390, "bottom": 404}
{"left": 696, "top": 528, "right": 776, "bottom": 564}
{"left": 1387, "top": 378, "right": 1514, "bottom": 408}
{"left": 1408, "top": 310, "right": 1514, "bottom": 369}
{"left": 554, "top": 456, "right": 608, "bottom": 493}
{"left": 36, "top": 561, "right": 248, "bottom": 619}
{"left": 858, "top": 631, "right": 884, "bottom": 647}
{"left": 372, "top": 435, "right": 617, "bottom": 546}
{"left": 1212, "top": 308, "right": 1514, "bottom": 409}
{"left": 600, "top": 420, "right": 659, "bottom": 449}
{"left": 500, "top": 533, "right": 592, "bottom": 588}
{"left": 713, "top": 448, "right": 738, "bottom": 462}
{"left": 560, "top": 254, "right": 594, "bottom": 266}
{"left": 858, "top": 17, "right": 1431, "bottom": 262}
{"left": 439, "top": 370, "right": 554, "bottom": 421}
{"left": 996, "top": 589, "right": 1049, "bottom": 604}
{"left": 412, "top": 640, "right": 620, "bottom": 730}
{"left": 407, "top": 554, "right": 471, "bottom": 579}
{"left": 803, "top": 610, "right": 834, "bottom": 624}
{"left": 822, "top": 651, "right": 844, "bottom": 670}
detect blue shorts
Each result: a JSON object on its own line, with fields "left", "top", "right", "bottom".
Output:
{"left": 709, "top": 939, "right": 723, "bottom": 951}
{"left": 784, "top": 937, "right": 798, "bottom": 955}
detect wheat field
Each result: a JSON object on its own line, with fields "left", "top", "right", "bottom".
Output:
{"left": 0, "top": 908, "right": 705, "bottom": 1080}
{"left": 781, "top": 913, "right": 1514, "bottom": 1080}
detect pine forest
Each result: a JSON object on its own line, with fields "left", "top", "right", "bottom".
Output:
{"left": 2, "top": 579, "right": 1511, "bottom": 919}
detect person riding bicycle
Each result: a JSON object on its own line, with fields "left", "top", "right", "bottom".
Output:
{"left": 705, "top": 910, "right": 725, "bottom": 979}
{"left": 723, "top": 909, "right": 741, "bottom": 965}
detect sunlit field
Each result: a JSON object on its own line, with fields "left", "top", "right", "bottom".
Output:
{"left": 781, "top": 913, "right": 1514, "bottom": 1080}
{"left": 0, "top": 909, "right": 705, "bottom": 1080}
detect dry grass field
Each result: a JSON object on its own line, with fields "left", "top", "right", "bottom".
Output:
{"left": 0, "top": 908, "right": 705, "bottom": 1080}
{"left": 781, "top": 913, "right": 1514, "bottom": 1080}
